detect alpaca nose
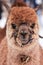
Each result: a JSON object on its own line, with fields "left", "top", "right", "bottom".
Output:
{"left": 20, "top": 31, "right": 27, "bottom": 38}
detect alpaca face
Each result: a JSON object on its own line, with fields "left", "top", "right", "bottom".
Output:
{"left": 11, "top": 22, "right": 36, "bottom": 46}
{"left": 7, "top": 7, "right": 39, "bottom": 47}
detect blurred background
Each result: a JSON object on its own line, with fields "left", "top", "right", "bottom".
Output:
{"left": 0, "top": 0, "right": 43, "bottom": 48}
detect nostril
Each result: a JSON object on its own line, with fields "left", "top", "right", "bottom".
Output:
{"left": 20, "top": 31, "right": 27, "bottom": 36}
{"left": 20, "top": 33, "right": 27, "bottom": 38}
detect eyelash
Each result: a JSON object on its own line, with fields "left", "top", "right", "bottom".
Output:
{"left": 30, "top": 23, "right": 35, "bottom": 28}
{"left": 11, "top": 24, "right": 16, "bottom": 29}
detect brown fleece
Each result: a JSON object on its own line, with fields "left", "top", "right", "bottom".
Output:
{"left": 0, "top": 28, "right": 6, "bottom": 43}
{"left": 8, "top": 7, "right": 37, "bottom": 26}
{"left": 0, "top": 37, "right": 43, "bottom": 65}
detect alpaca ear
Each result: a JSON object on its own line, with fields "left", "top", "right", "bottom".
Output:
{"left": 1, "top": 0, "right": 12, "bottom": 12}
{"left": 34, "top": 6, "right": 40, "bottom": 12}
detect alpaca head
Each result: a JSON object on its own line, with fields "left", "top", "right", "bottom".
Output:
{"left": 6, "top": 6, "right": 39, "bottom": 47}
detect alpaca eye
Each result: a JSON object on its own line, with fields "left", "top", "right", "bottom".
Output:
{"left": 30, "top": 23, "right": 35, "bottom": 28}
{"left": 11, "top": 23, "right": 16, "bottom": 29}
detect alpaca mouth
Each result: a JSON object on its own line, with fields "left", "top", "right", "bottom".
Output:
{"left": 11, "top": 31, "right": 33, "bottom": 46}
{"left": 17, "top": 33, "right": 33, "bottom": 45}
{"left": 16, "top": 36, "right": 33, "bottom": 47}
{"left": 21, "top": 39, "right": 29, "bottom": 45}
{"left": 21, "top": 38, "right": 33, "bottom": 45}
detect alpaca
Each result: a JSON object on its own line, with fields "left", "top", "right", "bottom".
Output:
{"left": 0, "top": 1, "right": 43, "bottom": 65}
